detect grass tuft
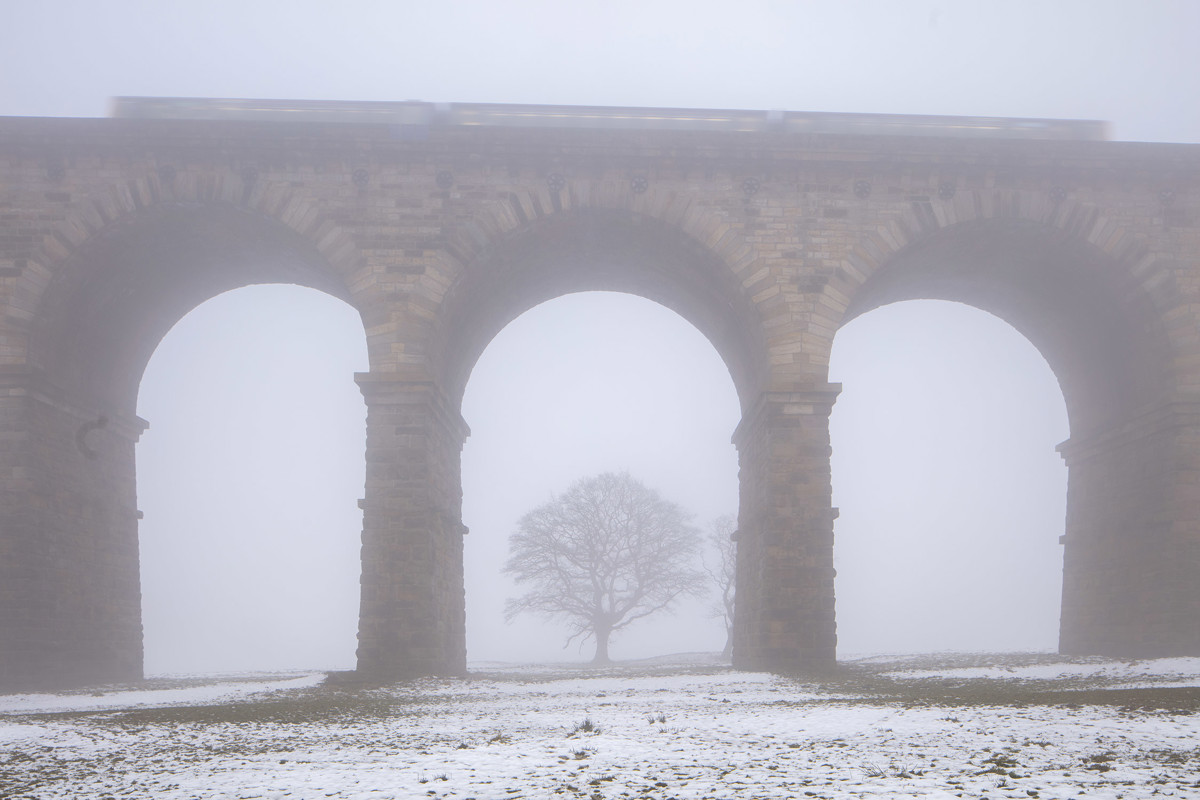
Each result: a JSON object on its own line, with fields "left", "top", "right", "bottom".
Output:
{"left": 570, "top": 717, "right": 601, "bottom": 736}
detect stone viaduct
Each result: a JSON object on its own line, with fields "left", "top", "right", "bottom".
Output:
{"left": 1, "top": 100, "right": 1197, "bottom": 690}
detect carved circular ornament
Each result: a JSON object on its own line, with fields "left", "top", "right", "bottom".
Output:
{"left": 853, "top": 180, "right": 872, "bottom": 199}
{"left": 1158, "top": 188, "right": 1176, "bottom": 206}
{"left": 352, "top": 168, "right": 370, "bottom": 188}
{"left": 937, "top": 181, "right": 957, "bottom": 200}
{"left": 631, "top": 175, "right": 649, "bottom": 194}
{"left": 75, "top": 416, "right": 108, "bottom": 460}
{"left": 742, "top": 177, "right": 760, "bottom": 197}
{"left": 546, "top": 173, "right": 566, "bottom": 192}
{"left": 436, "top": 170, "right": 454, "bottom": 190}
{"left": 1049, "top": 186, "right": 1068, "bottom": 204}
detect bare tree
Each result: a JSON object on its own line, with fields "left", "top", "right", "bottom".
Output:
{"left": 704, "top": 514, "right": 737, "bottom": 659}
{"left": 503, "top": 472, "right": 704, "bottom": 664}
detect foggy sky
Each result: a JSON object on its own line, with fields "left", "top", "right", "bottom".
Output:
{"left": 2, "top": 1, "right": 1197, "bottom": 674}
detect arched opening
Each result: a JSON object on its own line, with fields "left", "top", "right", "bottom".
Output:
{"left": 830, "top": 300, "right": 1068, "bottom": 654}
{"left": 137, "top": 285, "right": 368, "bottom": 674}
{"left": 352, "top": 207, "right": 776, "bottom": 679}
{"left": 460, "top": 291, "right": 741, "bottom": 664}
{"left": 12, "top": 202, "right": 368, "bottom": 685}
{"left": 832, "top": 216, "right": 1173, "bottom": 658}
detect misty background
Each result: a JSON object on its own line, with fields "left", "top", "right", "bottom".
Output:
{"left": 2, "top": 1, "right": 1196, "bottom": 674}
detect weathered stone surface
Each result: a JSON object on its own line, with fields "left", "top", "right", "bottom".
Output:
{"left": 1, "top": 103, "right": 1197, "bottom": 689}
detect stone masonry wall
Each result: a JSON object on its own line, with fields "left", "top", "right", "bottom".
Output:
{"left": 0, "top": 109, "right": 1197, "bottom": 688}
{"left": 355, "top": 375, "right": 469, "bottom": 679}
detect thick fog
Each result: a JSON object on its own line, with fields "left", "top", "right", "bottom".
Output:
{"left": 831, "top": 302, "right": 1068, "bottom": 655}
{"left": 3, "top": 1, "right": 1198, "bottom": 673}
{"left": 136, "top": 288, "right": 369, "bottom": 673}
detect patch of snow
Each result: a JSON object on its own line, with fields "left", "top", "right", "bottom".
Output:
{"left": 886, "top": 655, "right": 1200, "bottom": 685}
{"left": 0, "top": 672, "right": 325, "bottom": 715}
{"left": 2, "top": 655, "right": 1199, "bottom": 799}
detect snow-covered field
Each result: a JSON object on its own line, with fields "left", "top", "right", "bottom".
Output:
{"left": 2, "top": 652, "right": 1199, "bottom": 799}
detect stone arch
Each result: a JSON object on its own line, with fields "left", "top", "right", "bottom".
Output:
{"left": 27, "top": 170, "right": 370, "bottom": 405}
{"left": 842, "top": 188, "right": 1172, "bottom": 301}
{"left": 822, "top": 192, "right": 1189, "bottom": 658}
{"left": 32, "top": 206, "right": 363, "bottom": 412}
{"left": 33, "top": 168, "right": 365, "bottom": 292}
{"left": 352, "top": 199, "right": 775, "bottom": 679}
{"left": 8, "top": 192, "right": 370, "bottom": 688}
{"left": 443, "top": 181, "right": 760, "bottom": 285}
{"left": 824, "top": 190, "right": 1174, "bottom": 437}
{"left": 436, "top": 203, "right": 769, "bottom": 409}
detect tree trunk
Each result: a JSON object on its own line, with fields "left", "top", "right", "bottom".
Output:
{"left": 592, "top": 626, "right": 612, "bottom": 665}
{"left": 721, "top": 626, "right": 733, "bottom": 659}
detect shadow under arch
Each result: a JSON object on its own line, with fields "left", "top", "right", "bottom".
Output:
{"left": 11, "top": 202, "right": 369, "bottom": 687}
{"left": 835, "top": 216, "right": 1182, "bottom": 657}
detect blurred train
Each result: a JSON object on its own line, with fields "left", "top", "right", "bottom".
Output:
{"left": 111, "top": 97, "right": 1108, "bottom": 141}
